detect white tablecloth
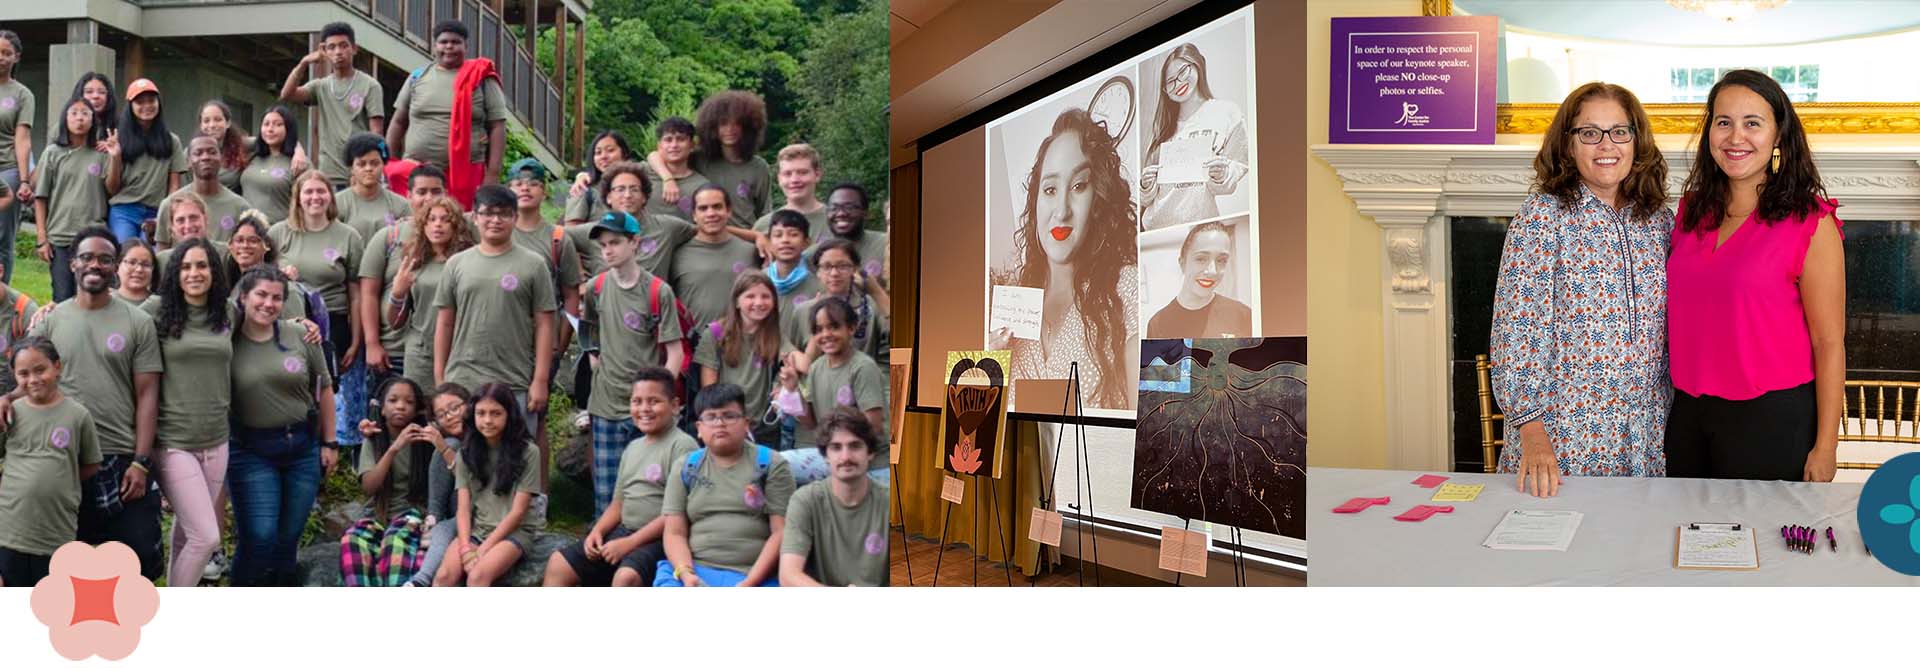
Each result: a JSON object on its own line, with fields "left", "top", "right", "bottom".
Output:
{"left": 1307, "top": 468, "right": 1920, "bottom": 586}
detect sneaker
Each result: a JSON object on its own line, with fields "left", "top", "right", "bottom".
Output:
{"left": 202, "top": 550, "right": 229, "bottom": 581}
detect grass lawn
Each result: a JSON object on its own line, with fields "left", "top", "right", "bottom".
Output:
{"left": 10, "top": 251, "right": 51, "bottom": 304}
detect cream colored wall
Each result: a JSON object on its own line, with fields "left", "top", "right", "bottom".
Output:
{"left": 1304, "top": 0, "right": 1423, "bottom": 469}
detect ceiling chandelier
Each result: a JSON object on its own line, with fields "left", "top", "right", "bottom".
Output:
{"left": 1665, "top": 0, "right": 1790, "bottom": 22}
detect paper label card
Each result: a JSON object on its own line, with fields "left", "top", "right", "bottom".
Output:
{"left": 1158, "top": 527, "right": 1209, "bottom": 578}
{"left": 989, "top": 285, "right": 1045, "bottom": 341}
{"left": 1393, "top": 504, "right": 1455, "bottom": 522}
{"left": 1028, "top": 508, "right": 1064, "bottom": 547}
{"left": 1156, "top": 136, "right": 1211, "bottom": 185}
{"left": 1412, "top": 474, "right": 1448, "bottom": 489}
{"left": 1331, "top": 496, "right": 1390, "bottom": 514}
{"left": 1430, "top": 483, "right": 1484, "bottom": 502}
{"left": 941, "top": 475, "right": 965, "bottom": 504}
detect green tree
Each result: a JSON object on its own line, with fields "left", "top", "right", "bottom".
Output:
{"left": 793, "top": 0, "right": 889, "bottom": 216}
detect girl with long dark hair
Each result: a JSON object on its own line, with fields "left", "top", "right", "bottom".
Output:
{"left": 1666, "top": 69, "right": 1845, "bottom": 482}
{"left": 1139, "top": 44, "right": 1248, "bottom": 230}
{"left": 341, "top": 375, "right": 437, "bottom": 586}
{"left": 104, "top": 78, "right": 186, "bottom": 244}
{"left": 242, "top": 105, "right": 303, "bottom": 222}
{"left": 565, "top": 129, "right": 636, "bottom": 224}
{"left": 69, "top": 73, "right": 116, "bottom": 134}
{"left": 33, "top": 97, "right": 109, "bottom": 302}
{"left": 434, "top": 382, "right": 542, "bottom": 586}
{"left": 991, "top": 107, "right": 1141, "bottom": 410}
{"left": 144, "top": 237, "right": 234, "bottom": 586}
{"left": 392, "top": 195, "right": 476, "bottom": 389}
{"left": 115, "top": 239, "right": 156, "bottom": 307}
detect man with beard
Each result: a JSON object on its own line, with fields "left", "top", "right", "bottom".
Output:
{"left": 820, "top": 183, "right": 887, "bottom": 288}
{"left": 779, "top": 408, "right": 887, "bottom": 587}
{"left": 155, "top": 135, "right": 251, "bottom": 249}
{"left": 5, "top": 227, "right": 165, "bottom": 580}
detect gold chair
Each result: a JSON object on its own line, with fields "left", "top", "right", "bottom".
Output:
{"left": 1474, "top": 355, "right": 1504, "bottom": 473}
{"left": 1839, "top": 379, "right": 1920, "bottom": 470}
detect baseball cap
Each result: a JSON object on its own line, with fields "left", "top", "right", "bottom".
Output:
{"left": 590, "top": 211, "right": 641, "bottom": 240}
{"left": 506, "top": 157, "right": 548, "bottom": 182}
{"left": 125, "top": 78, "right": 160, "bottom": 101}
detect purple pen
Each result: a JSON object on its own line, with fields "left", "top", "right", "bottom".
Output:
{"left": 1826, "top": 526, "right": 1836, "bottom": 552}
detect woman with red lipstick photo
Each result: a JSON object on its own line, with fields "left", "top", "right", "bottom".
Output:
{"left": 1145, "top": 219, "right": 1251, "bottom": 339}
{"left": 990, "top": 108, "right": 1141, "bottom": 411}
{"left": 1138, "top": 42, "right": 1249, "bottom": 231}
{"left": 1489, "top": 82, "right": 1672, "bottom": 498}
{"left": 1665, "top": 69, "right": 1844, "bottom": 483}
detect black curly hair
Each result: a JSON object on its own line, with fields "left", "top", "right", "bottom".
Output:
{"left": 154, "top": 238, "right": 232, "bottom": 340}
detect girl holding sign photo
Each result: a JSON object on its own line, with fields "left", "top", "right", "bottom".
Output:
{"left": 1139, "top": 43, "right": 1249, "bottom": 231}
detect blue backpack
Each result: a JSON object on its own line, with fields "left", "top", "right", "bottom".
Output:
{"left": 681, "top": 443, "right": 774, "bottom": 493}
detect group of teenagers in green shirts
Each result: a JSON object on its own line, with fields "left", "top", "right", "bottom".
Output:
{"left": 0, "top": 17, "right": 893, "bottom": 588}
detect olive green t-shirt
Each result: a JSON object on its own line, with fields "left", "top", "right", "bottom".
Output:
{"left": 299, "top": 71, "right": 386, "bottom": 185}
{"left": 358, "top": 221, "right": 415, "bottom": 352}
{"left": 780, "top": 481, "right": 889, "bottom": 587}
{"left": 455, "top": 441, "right": 543, "bottom": 541}
{"left": 616, "top": 428, "right": 699, "bottom": 531}
{"left": 0, "top": 286, "right": 41, "bottom": 397}
{"left": 268, "top": 220, "right": 365, "bottom": 313}
{"left": 0, "top": 398, "right": 101, "bottom": 556}
{"left": 218, "top": 166, "right": 241, "bottom": 193}
{"left": 0, "top": 79, "right": 35, "bottom": 173}
{"left": 690, "top": 153, "right": 771, "bottom": 229}
{"left": 141, "top": 300, "right": 236, "bottom": 450}
{"left": 239, "top": 153, "right": 297, "bottom": 222}
{"left": 360, "top": 438, "right": 428, "bottom": 516}
{"left": 28, "top": 299, "right": 164, "bottom": 455}
{"left": 154, "top": 184, "right": 254, "bottom": 245}
{"left": 231, "top": 321, "right": 331, "bottom": 429}
{"left": 583, "top": 271, "right": 682, "bottom": 419}
{"left": 394, "top": 65, "right": 508, "bottom": 169}
{"left": 629, "top": 214, "right": 697, "bottom": 280}
{"left": 564, "top": 223, "right": 605, "bottom": 278}
{"left": 641, "top": 163, "right": 710, "bottom": 224}
{"left": 785, "top": 292, "right": 889, "bottom": 361}
{"left": 803, "top": 351, "right": 889, "bottom": 459}
{"left": 334, "top": 186, "right": 411, "bottom": 243}
{"left": 670, "top": 236, "right": 758, "bottom": 328}
{"left": 154, "top": 240, "right": 230, "bottom": 278}
{"left": 110, "top": 132, "right": 189, "bottom": 207}
{"left": 838, "top": 230, "right": 890, "bottom": 284}
{"left": 433, "top": 245, "right": 557, "bottom": 393}
{"left": 662, "top": 446, "right": 795, "bottom": 573}
{"left": 693, "top": 329, "right": 794, "bottom": 441}
{"left": 509, "top": 220, "right": 585, "bottom": 291}
{"left": 400, "top": 256, "right": 449, "bottom": 390}
{"left": 33, "top": 144, "right": 110, "bottom": 246}
{"left": 563, "top": 187, "right": 608, "bottom": 224}
{"left": 752, "top": 205, "right": 828, "bottom": 240}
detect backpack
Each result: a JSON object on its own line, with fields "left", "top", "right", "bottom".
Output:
{"left": 590, "top": 271, "right": 698, "bottom": 392}
{"left": 680, "top": 443, "right": 774, "bottom": 493}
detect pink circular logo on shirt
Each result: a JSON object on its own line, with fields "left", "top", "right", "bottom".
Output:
{"left": 621, "top": 311, "right": 643, "bottom": 331}
{"left": 87, "top": 163, "right": 103, "bottom": 177}
{"left": 639, "top": 238, "right": 660, "bottom": 257}
{"left": 104, "top": 333, "right": 125, "bottom": 353}
{"left": 50, "top": 427, "right": 71, "bottom": 449}
{"left": 499, "top": 273, "right": 520, "bottom": 291}
{"left": 864, "top": 260, "right": 882, "bottom": 278}
{"left": 643, "top": 463, "right": 663, "bottom": 483}
{"left": 270, "top": 167, "right": 287, "bottom": 179}
{"left": 706, "top": 321, "right": 724, "bottom": 341}
{"left": 349, "top": 94, "right": 364, "bottom": 110}
{"left": 678, "top": 197, "right": 694, "bottom": 214}
{"left": 731, "top": 261, "right": 748, "bottom": 274}
{"left": 323, "top": 247, "right": 340, "bottom": 263}
{"left": 752, "top": 355, "right": 766, "bottom": 370}
{"left": 835, "top": 385, "right": 854, "bottom": 406}
{"left": 864, "top": 532, "right": 885, "bottom": 555}
{"left": 0, "top": 98, "right": 15, "bottom": 110}
{"left": 735, "top": 183, "right": 750, "bottom": 199}
{"left": 221, "top": 215, "right": 236, "bottom": 231}
{"left": 283, "top": 356, "right": 304, "bottom": 374}
{"left": 793, "top": 295, "right": 807, "bottom": 307}
{"left": 743, "top": 483, "right": 765, "bottom": 510}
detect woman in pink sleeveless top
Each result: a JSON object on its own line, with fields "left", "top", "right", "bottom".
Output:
{"left": 1666, "top": 69, "right": 1845, "bottom": 482}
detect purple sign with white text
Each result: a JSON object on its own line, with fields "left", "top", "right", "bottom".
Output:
{"left": 1330, "top": 16, "right": 1497, "bottom": 144}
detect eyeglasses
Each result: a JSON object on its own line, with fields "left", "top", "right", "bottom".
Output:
{"left": 229, "top": 236, "right": 264, "bottom": 247}
{"left": 1570, "top": 125, "right": 1635, "bottom": 145}
{"left": 819, "top": 262, "right": 856, "bottom": 274}
{"left": 697, "top": 412, "right": 745, "bottom": 425}
{"left": 120, "top": 260, "right": 153, "bottom": 270}
{"left": 433, "top": 405, "right": 466, "bottom": 420}
{"left": 609, "top": 185, "right": 647, "bottom": 195}
{"left": 1164, "top": 61, "right": 1197, "bottom": 88}
{"left": 827, "top": 202, "right": 866, "bottom": 214}
{"left": 76, "top": 253, "right": 118, "bottom": 266}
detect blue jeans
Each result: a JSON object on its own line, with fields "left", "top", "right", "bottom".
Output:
{"left": 108, "top": 203, "right": 156, "bottom": 245}
{"left": 652, "top": 560, "right": 779, "bottom": 587}
{"left": 1, "top": 168, "right": 20, "bottom": 284}
{"left": 227, "top": 422, "right": 323, "bottom": 586}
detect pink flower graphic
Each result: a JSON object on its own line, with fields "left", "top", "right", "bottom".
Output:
{"left": 865, "top": 260, "right": 882, "bottom": 278}
{"left": 221, "top": 215, "right": 236, "bottom": 231}
{"left": 639, "top": 238, "right": 660, "bottom": 257}
{"left": 1, "top": 98, "right": 16, "bottom": 110}
{"left": 323, "top": 247, "right": 340, "bottom": 263}
{"left": 50, "top": 427, "right": 72, "bottom": 449}
{"left": 270, "top": 167, "right": 287, "bottom": 179}
{"left": 707, "top": 320, "right": 724, "bottom": 341}
{"left": 104, "top": 333, "right": 126, "bottom": 353}
{"left": 283, "top": 356, "right": 304, "bottom": 374}
{"left": 864, "top": 532, "right": 886, "bottom": 555}
{"left": 622, "top": 311, "right": 643, "bottom": 331}
{"left": 735, "top": 183, "right": 750, "bottom": 198}
{"left": 731, "top": 261, "right": 748, "bottom": 274}
{"left": 349, "top": 93, "right": 364, "bottom": 110}
{"left": 30, "top": 542, "right": 161, "bottom": 660}
{"left": 743, "top": 483, "right": 765, "bottom": 510}
{"left": 644, "top": 463, "right": 663, "bottom": 483}
{"left": 678, "top": 197, "right": 694, "bottom": 214}
{"left": 835, "top": 385, "right": 855, "bottom": 406}
{"left": 499, "top": 273, "right": 520, "bottom": 291}
{"left": 87, "top": 163, "right": 103, "bottom": 177}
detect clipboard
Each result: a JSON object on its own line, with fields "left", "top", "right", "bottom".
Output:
{"left": 1674, "top": 523, "right": 1759, "bottom": 571}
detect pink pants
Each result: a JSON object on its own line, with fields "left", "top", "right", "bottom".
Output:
{"left": 157, "top": 444, "right": 228, "bottom": 587}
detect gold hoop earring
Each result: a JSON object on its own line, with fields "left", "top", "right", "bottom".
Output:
{"left": 1770, "top": 147, "right": 1781, "bottom": 174}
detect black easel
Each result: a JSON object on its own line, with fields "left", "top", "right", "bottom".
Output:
{"left": 1038, "top": 362, "right": 1100, "bottom": 586}
{"left": 1173, "top": 517, "right": 1193, "bottom": 586}
{"left": 890, "top": 459, "right": 912, "bottom": 585}
{"left": 931, "top": 426, "right": 1018, "bottom": 586}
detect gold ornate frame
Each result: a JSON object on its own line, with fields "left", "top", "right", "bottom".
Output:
{"left": 1423, "top": 0, "right": 1920, "bottom": 135}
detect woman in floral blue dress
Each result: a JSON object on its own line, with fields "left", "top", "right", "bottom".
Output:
{"left": 1490, "top": 82, "right": 1673, "bottom": 497}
